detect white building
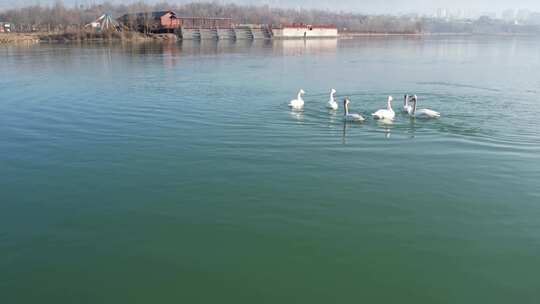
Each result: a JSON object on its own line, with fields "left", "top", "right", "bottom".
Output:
{"left": 0, "top": 22, "right": 12, "bottom": 33}
{"left": 502, "top": 9, "right": 516, "bottom": 22}
{"left": 517, "top": 9, "right": 532, "bottom": 22}
{"left": 436, "top": 8, "right": 448, "bottom": 19}
{"left": 272, "top": 24, "right": 338, "bottom": 39}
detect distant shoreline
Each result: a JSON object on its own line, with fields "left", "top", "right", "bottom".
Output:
{"left": 2, "top": 31, "right": 539, "bottom": 45}
{"left": 339, "top": 32, "right": 540, "bottom": 38}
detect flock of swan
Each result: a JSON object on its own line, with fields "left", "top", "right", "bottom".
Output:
{"left": 288, "top": 89, "right": 441, "bottom": 122}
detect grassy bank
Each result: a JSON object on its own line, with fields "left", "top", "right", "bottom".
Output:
{"left": 0, "top": 33, "right": 40, "bottom": 44}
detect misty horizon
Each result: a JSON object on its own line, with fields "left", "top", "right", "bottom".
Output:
{"left": 2, "top": 0, "right": 540, "bottom": 15}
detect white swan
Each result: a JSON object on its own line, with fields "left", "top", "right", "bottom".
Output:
{"left": 372, "top": 96, "right": 395, "bottom": 120}
{"left": 327, "top": 89, "right": 338, "bottom": 110}
{"left": 343, "top": 97, "right": 365, "bottom": 122}
{"left": 289, "top": 89, "right": 305, "bottom": 109}
{"left": 409, "top": 95, "right": 440, "bottom": 119}
{"left": 403, "top": 94, "right": 412, "bottom": 113}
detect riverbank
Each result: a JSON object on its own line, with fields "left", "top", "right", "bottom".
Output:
{"left": 0, "top": 31, "right": 179, "bottom": 44}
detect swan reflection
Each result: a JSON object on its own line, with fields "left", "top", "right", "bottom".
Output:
{"left": 376, "top": 120, "right": 393, "bottom": 139}
{"left": 327, "top": 110, "right": 338, "bottom": 125}
{"left": 406, "top": 118, "right": 418, "bottom": 138}
{"left": 290, "top": 108, "right": 304, "bottom": 122}
{"left": 342, "top": 121, "right": 351, "bottom": 144}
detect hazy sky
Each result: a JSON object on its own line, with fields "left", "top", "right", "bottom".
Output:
{"left": 2, "top": 0, "right": 540, "bottom": 14}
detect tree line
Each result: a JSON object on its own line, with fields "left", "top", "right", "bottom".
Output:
{"left": 0, "top": 1, "right": 538, "bottom": 34}
{"left": 0, "top": 1, "right": 422, "bottom": 33}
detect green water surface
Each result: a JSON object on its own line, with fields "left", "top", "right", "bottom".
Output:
{"left": 1, "top": 37, "right": 539, "bottom": 303}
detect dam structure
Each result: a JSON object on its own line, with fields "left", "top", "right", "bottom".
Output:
{"left": 180, "top": 25, "right": 273, "bottom": 40}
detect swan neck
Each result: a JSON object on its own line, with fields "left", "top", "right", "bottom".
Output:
{"left": 344, "top": 102, "right": 349, "bottom": 115}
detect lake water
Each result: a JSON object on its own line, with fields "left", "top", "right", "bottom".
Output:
{"left": 1, "top": 37, "right": 540, "bottom": 303}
